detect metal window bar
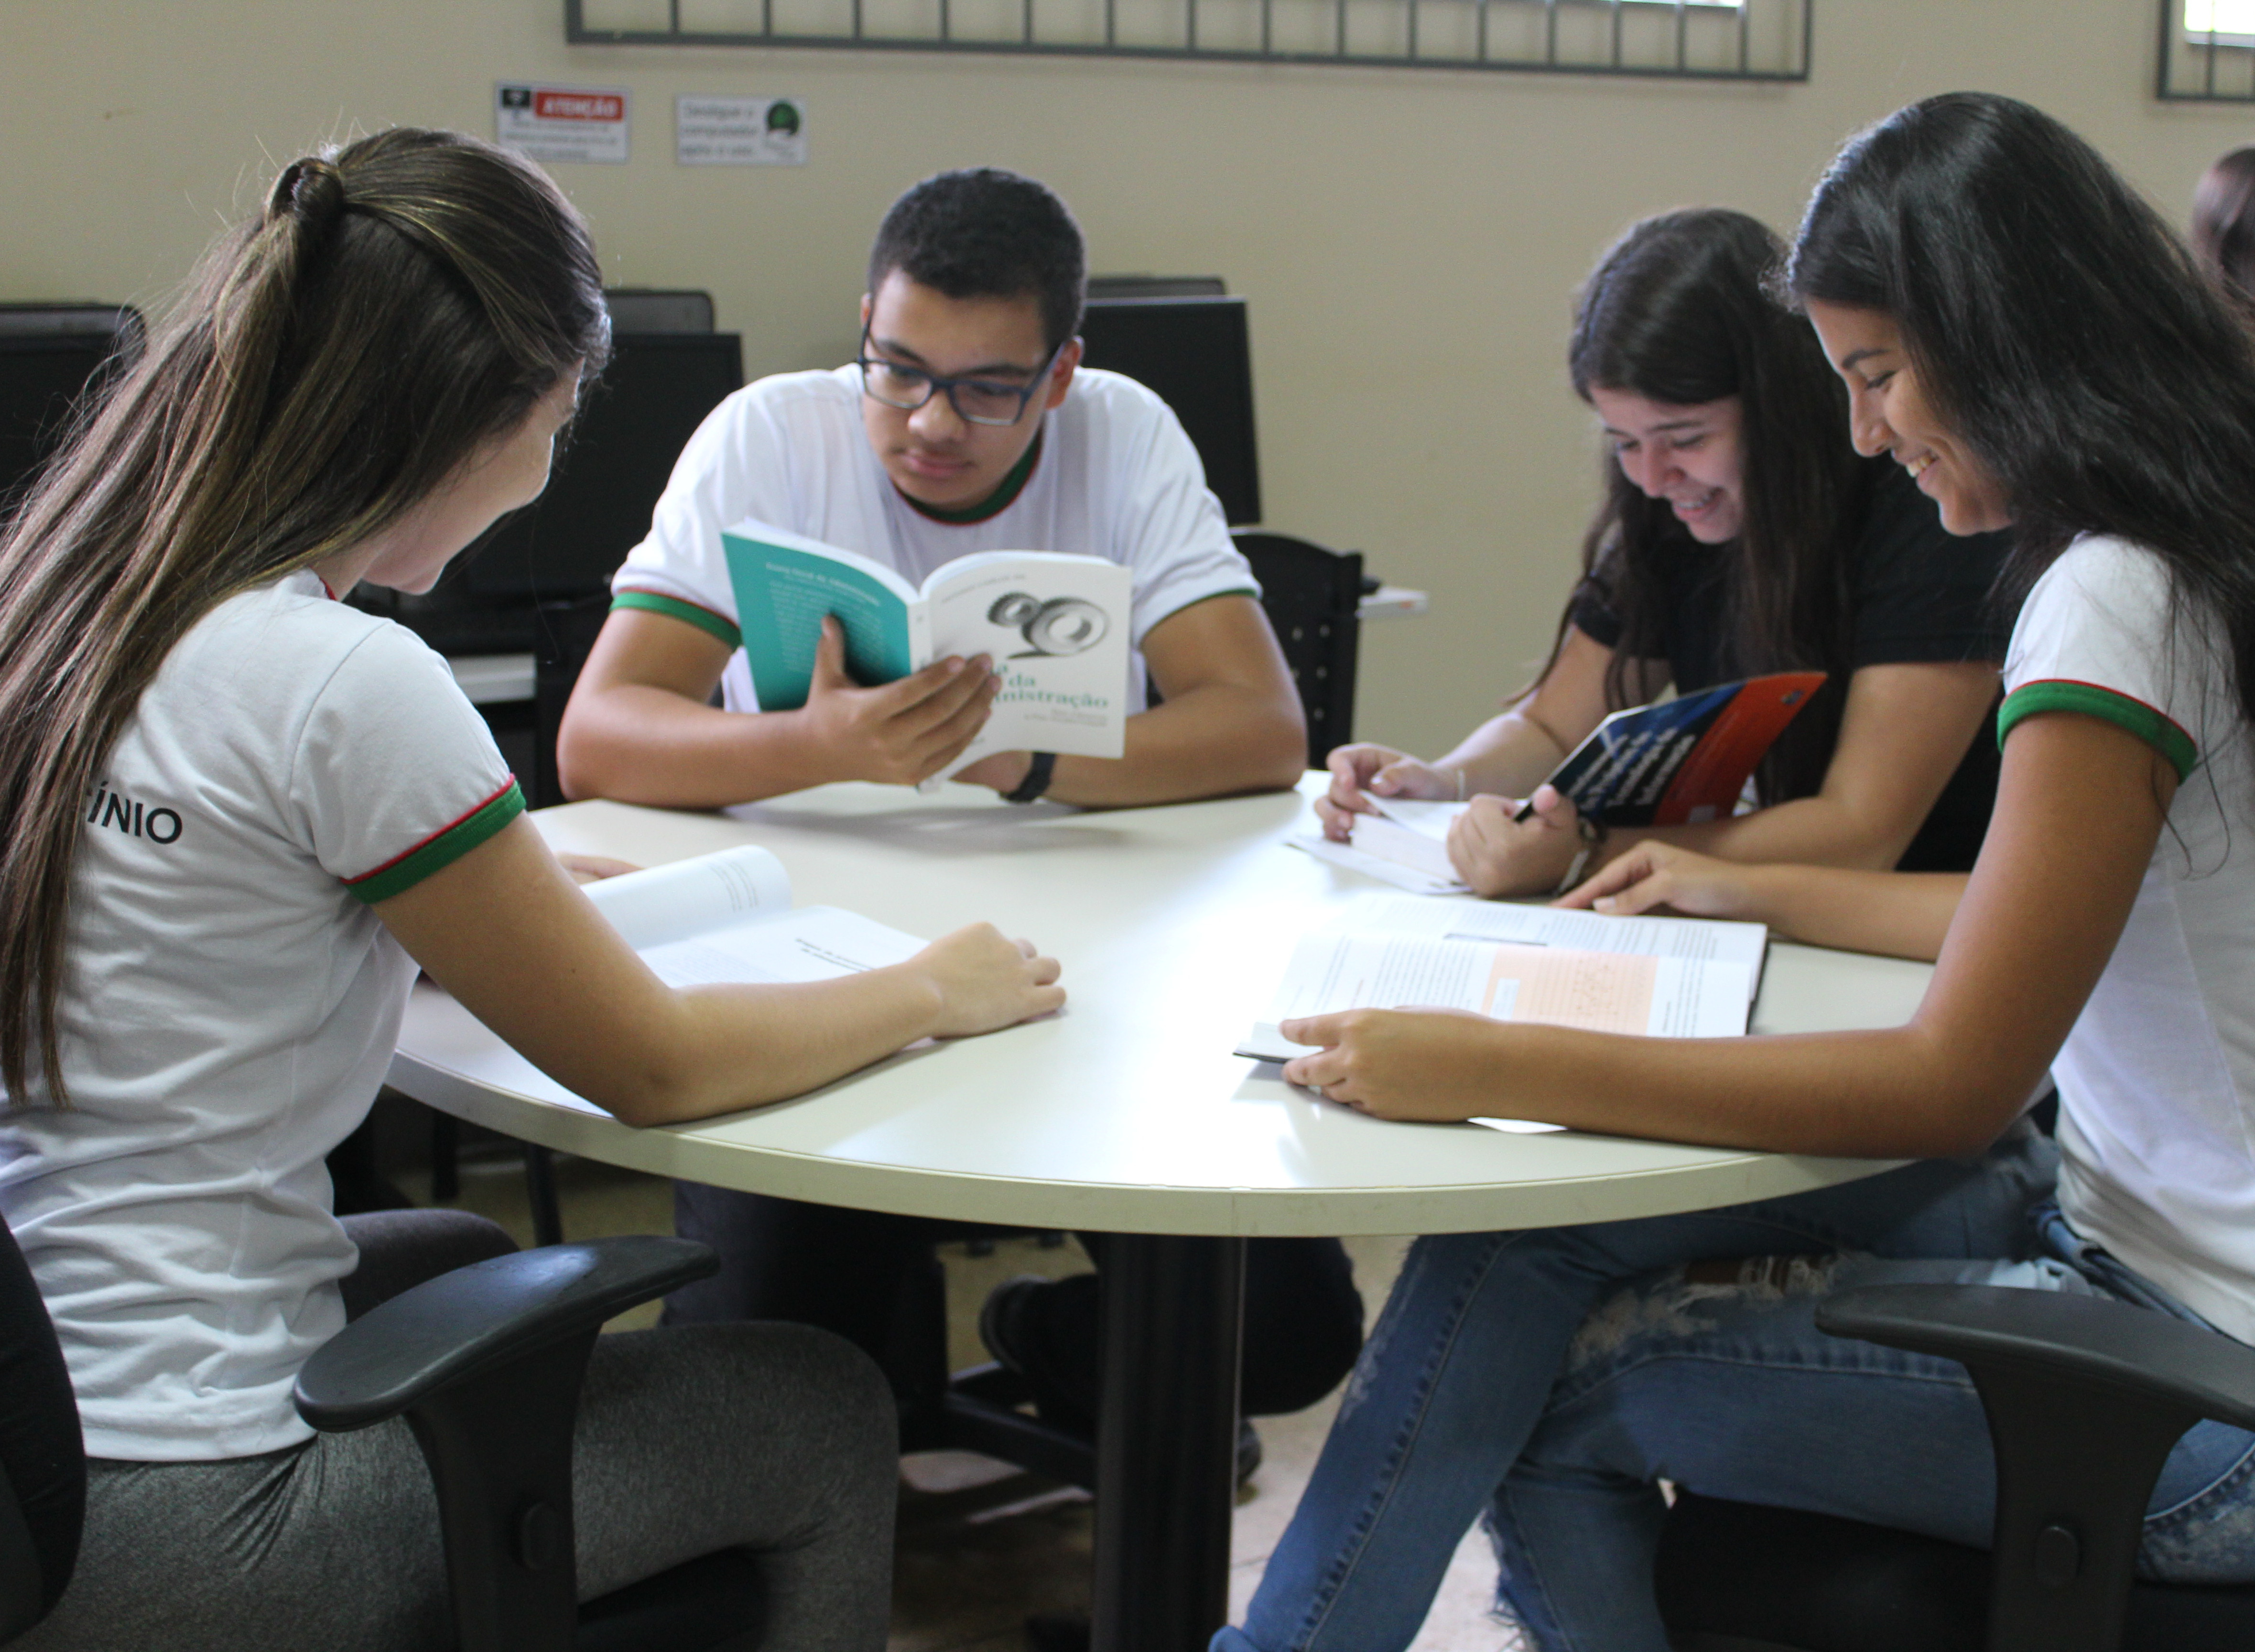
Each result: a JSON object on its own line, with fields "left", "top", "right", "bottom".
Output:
{"left": 566, "top": 0, "right": 1809, "bottom": 79}
{"left": 2158, "top": 0, "right": 2255, "bottom": 101}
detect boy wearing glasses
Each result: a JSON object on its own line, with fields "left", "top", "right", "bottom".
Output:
{"left": 557, "top": 169, "right": 1360, "bottom": 1448}
{"left": 557, "top": 166, "right": 1307, "bottom": 808}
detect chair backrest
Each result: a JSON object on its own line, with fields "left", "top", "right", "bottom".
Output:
{"left": 0, "top": 1212, "right": 84, "bottom": 1643}
{"left": 1233, "top": 531, "right": 1362, "bottom": 767}
{"left": 531, "top": 592, "right": 617, "bottom": 810}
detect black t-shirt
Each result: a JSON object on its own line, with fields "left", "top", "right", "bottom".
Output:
{"left": 1569, "top": 464, "right": 2013, "bottom": 872}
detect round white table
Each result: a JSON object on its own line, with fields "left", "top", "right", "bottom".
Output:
{"left": 388, "top": 773, "right": 1930, "bottom": 1652}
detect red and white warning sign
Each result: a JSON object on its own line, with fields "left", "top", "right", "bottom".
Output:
{"left": 496, "top": 83, "right": 630, "bottom": 165}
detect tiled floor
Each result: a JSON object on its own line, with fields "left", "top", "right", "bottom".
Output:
{"left": 398, "top": 1138, "right": 1523, "bottom": 1652}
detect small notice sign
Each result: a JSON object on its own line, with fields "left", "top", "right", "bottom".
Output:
{"left": 497, "top": 83, "right": 630, "bottom": 165}
{"left": 676, "top": 96, "right": 808, "bottom": 166}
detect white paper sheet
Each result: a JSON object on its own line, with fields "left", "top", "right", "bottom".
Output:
{"left": 1288, "top": 832, "right": 1468, "bottom": 896}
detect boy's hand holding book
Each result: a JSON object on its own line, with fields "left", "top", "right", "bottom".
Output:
{"left": 794, "top": 615, "right": 1000, "bottom": 787}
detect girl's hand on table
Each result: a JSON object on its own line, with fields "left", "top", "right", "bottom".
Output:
{"left": 558, "top": 853, "right": 642, "bottom": 885}
{"left": 909, "top": 924, "right": 1066, "bottom": 1037}
{"left": 1315, "top": 744, "right": 1456, "bottom": 841}
{"left": 1446, "top": 785, "right": 1584, "bottom": 898}
{"left": 1556, "top": 840, "right": 1761, "bottom": 921}
{"left": 1279, "top": 1007, "right": 1514, "bottom": 1122}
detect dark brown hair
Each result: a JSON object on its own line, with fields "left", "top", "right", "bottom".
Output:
{"left": 1557, "top": 208, "right": 1866, "bottom": 804}
{"left": 1789, "top": 92, "right": 2255, "bottom": 759}
{"left": 0, "top": 129, "right": 607, "bottom": 1106}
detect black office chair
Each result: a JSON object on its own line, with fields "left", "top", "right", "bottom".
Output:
{"left": 1232, "top": 531, "right": 1362, "bottom": 768}
{"left": 1655, "top": 1282, "right": 2255, "bottom": 1652}
{"left": 0, "top": 1208, "right": 767, "bottom": 1651}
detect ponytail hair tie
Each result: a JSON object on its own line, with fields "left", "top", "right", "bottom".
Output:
{"left": 269, "top": 155, "right": 347, "bottom": 236}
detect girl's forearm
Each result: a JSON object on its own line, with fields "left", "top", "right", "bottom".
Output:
{"left": 619, "top": 965, "right": 946, "bottom": 1126}
{"left": 1737, "top": 864, "right": 1967, "bottom": 960}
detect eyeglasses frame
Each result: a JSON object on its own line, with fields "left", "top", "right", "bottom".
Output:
{"left": 854, "top": 327, "right": 1071, "bottom": 428}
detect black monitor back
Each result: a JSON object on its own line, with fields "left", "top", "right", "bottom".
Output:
{"left": 365, "top": 330, "right": 743, "bottom": 654}
{"left": 0, "top": 306, "right": 145, "bottom": 527}
{"left": 1078, "top": 294, "right": 1261, "bottom": 527}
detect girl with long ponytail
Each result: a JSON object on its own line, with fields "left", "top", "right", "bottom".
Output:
{"left": 0, "top": 130, "right": 1061, "bottom": 1652}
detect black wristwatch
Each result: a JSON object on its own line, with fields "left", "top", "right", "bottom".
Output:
{"left": 1003, "top": 752, "right": 1057, "bottom": 804}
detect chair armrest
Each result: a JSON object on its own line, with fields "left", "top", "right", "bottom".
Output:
{"left": 1817, "top": 1283, "right": 2255, "bottom": 1433}
{"left": 293, "top": 1236, "right": 716, "bottom": 1433}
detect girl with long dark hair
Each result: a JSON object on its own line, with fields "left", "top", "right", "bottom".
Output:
{"left": 1320, "top": 207, "right": 2011, "bottom": 895}
{"left": 1229, "top": 92, "right": 2255, "bottom": 1652}
{"left": 0, "top": 130, "right": 1062, "bottom": 1652}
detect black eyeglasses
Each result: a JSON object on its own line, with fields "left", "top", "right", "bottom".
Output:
{"left": 855, "top": 330, "right": 1064, "bottom": 427}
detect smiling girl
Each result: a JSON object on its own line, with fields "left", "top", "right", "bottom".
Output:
{"left": 1232, "top": 92, "right": 2255, "bottom": 1652}
{"left": 1320, "top": 208, "right": 2014, "bottom": 897}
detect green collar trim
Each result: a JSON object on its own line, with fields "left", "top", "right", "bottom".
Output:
{"left": 900, "top": 431, "right": 1044, "bottom": 525}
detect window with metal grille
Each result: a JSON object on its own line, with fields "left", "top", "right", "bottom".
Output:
{"left": 2160, "top": 0, "right": 2255, "bottom": 101}
{"left": 567, "top": 0, "right": 1810, "bottom": 80}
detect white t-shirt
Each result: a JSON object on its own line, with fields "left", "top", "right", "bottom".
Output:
{"left": 0, "top": 572, "right": 522, "bottom": 1461}
{"left": 610, "top": 364, "right": 1259, "bottom": 710}
{"left": 2000, "top": 535, "right": 2255, "bottom": 1341}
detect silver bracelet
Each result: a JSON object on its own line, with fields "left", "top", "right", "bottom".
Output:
{"left": 1452, "top": 766, "right": 1467, "bottom": 802}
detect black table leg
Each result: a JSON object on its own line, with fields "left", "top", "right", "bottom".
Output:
{"left": 1092, "top": 1233, "right": 1246, "bottom": 1652}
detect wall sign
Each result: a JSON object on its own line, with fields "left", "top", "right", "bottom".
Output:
{"left": 676, "top": 95, "right": 808, "bottom": 166}
{"left": 496, "top": 83, "right": 630, "bottom": 164}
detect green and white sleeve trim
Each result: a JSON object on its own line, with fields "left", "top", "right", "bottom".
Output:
{"left": 611, "top": 590, "right": 743, "bottom": 652}
{"left": 344, "top": 779, "right": 525, "bottom": 905}
{"left": 1998, "top": 678, "right": 2198, "bottom": 782}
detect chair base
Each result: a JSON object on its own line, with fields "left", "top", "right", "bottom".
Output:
{"left": 575, "top": 1547, "right": 763, "bottom": 1652}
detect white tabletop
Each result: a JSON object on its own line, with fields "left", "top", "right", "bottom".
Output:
{"left": 390, "top": 776, "right": 1926, "bottom": 1237}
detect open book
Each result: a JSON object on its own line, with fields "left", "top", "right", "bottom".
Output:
{"left": 1236, "top": 892, "right": 1766, "bottom": 1065}
{"left": 580, "top": 845, "right": 923, "bottom": 986}
{"left": 722, "top": 520, "right": 1133, "bottom": 769}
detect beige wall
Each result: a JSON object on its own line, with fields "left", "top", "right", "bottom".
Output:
{"left": 6, "top": 0, "right": 2252, "bottom": 753}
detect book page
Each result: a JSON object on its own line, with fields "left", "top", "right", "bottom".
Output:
{"left": 724, "top": 521, "right": 920, "bottom": 709}
{"left": 1238, "top": 932, "right": 1750, "bottom": 1062}
{"left": 1346, "top": 893, "right": 1767, "bottom": 999}
{"left": 582, "top": 846, "right": 794, "bottom": 950}
{"left": 638, "top": 905, "right": 923, "bottom": 988}
{"left": 923, "top": 553, "right": 1133, "bottom": 764}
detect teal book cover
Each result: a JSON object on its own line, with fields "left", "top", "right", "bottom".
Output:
{"left": 724, "top": 526, "right": 917, "bottom": 710}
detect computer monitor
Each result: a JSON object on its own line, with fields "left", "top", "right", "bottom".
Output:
{"left": 0, "top": 306, "right": 145, "bottom": 525}
{"left": 365, "top": 330, "right": 744, "bottom": 654}
{"left": 1078, "top": 293, "right": 1261, "bottom": 527}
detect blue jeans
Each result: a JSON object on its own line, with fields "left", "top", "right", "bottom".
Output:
{"left": 1220, "top": 1123, "right": 2255, "bottom": 1652}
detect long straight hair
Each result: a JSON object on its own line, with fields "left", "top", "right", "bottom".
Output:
{"left": 0, "top": 129, "right": 609, "bottom": 1106}
{"left": 1560, "top": 209, "right": 1867, "bottom": 804}
{"left": 1787, "top": 93, "right": 2255, "bottom": 744}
